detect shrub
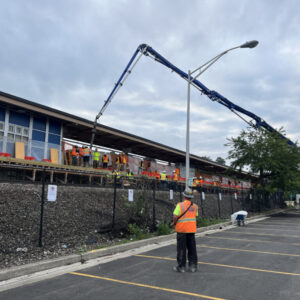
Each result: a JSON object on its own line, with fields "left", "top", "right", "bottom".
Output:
{"left": 197, "top": 217, "right": 225, "bottom": 227}
{"left": 156, "top": 223, "right": 172, "bottom": 236}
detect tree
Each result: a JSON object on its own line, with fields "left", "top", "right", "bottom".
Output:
{"left": 226, "top": 127, "right": 300, "bottom": 192}
{"left": 215, "top": 157, "right": 226, "bottom": 165}
{"left": 200, "top": 156, "right": 212, "bottom": 161}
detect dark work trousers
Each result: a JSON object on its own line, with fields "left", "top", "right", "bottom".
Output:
{"left": 176, "top": 232, "right": 198, "bottom": 267}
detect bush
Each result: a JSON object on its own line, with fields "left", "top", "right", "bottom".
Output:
{"left": 156, "top": 223, "right": 172, "bottom": 236}
{"left": 128, "top": 223, "right": 151, "bottom": 240}
{"left": 197, "top": 217, "right": 225, "bottom": 227}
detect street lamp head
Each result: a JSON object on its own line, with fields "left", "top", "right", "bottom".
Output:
{"left": 240, "top": 40, "right": 259, "bottom": 49}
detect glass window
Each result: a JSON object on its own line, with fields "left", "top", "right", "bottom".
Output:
{"left": 7, "top": 133, "right": 14, "bottom": 141}
{"left": 8, "top": 124, "right": 14, "bottom": 133}
{"left": 23, "top": 128, "right": 29, "bottom": 136}
{"left": 22, "top": 136, "right": 29, "bottom": 142}
{"left": 0, "top": 132, "right": 3, "bottom": 137}
{"left": 16, "top": 126, "right": 22, "bottom": 134}
{"left": 0, "top": 122, "right": 4, "bottom": 131}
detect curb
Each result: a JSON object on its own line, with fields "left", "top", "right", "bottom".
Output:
{"left": 0, "top": 210, "right": 284, "bottom": 282}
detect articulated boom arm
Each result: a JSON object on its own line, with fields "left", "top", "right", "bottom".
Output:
{"left": 90, "top": 44, "right": 294, "bottom": 149}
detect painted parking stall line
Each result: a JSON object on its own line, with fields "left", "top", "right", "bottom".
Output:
{"left": 205, "top": 236, "right": 300, "bottom": 246}
{"left": 221, "top": 231, "right": 300, "bottom": 239}
{"left": 69, "top": 272, "right": 226, "bottom": 300}
{"left": 197, "top": 244, "right": 300, "bottom": 257}
{"left": 135, "top": 254, "right": 300, "bottom": 276}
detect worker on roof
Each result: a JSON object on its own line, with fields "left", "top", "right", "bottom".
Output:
{"left": 102, "top": 153, "right": 109, "bottom": 169}
{"left": 71, "top": 145, "right": 79, "bottom": 166}
{"left": 92, "top": 148, "right": 100, "bottom": 169}
{"left": 121, "top": 153, "right": 128, "bottom": 171}
{"left": 79, "top": 146, "right": 84, "bottom": 166}
{"left": 160, "top": 170, "right": 168, "bottom": 190}
{"left": 116, "top": 154, "right": 121, "bottom": 170}
{"left": 83, "top": 146, "right": 90, "bottom": 167}
{"left": 172, "top": 170, "right": 178, "bottom": 191}
{"left": 126, "top": 169, "right": 133, "bottom": 179}
{"left": 173, "top": 189, "right": 198, "bottom": 273}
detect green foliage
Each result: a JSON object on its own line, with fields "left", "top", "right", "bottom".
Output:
{"left": 156, "top": 223, "right": 172, "bottom": 236}
{"left": 226, "top": 127, "right": 300, "bottom": 192}
{"left": 123, "top": 195, "right": 150, "bottom": 228}
{"left": 197, "top": 217, "right": 225, "bottom": 227}
{"left": 200, "top": 156, "right": 213, "bottom": 161}
{"left": 127, "top": 223, "right": 151, "bottom": 240}
{"left": 215, "top": 157, "right": 226, "bottom": 165}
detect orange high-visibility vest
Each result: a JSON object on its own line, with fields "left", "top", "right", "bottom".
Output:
{"left": 122, "top": 155, "right": 127, "bottom": 164}
{"left": 83, "top": 148, "right": 90, "bottom": 155}
{"left": 72, "top": 147, "right": 78, "bottom": 157}
{"left": 79, "top": 148, "right": 84, "bottom": 157}
{"left": 173, "top": 173, "right": 178, "bottom": 181}
{"left": 175, "top": 201, "right": 198, "bottom": 233}
{"left": 103, "top": 155, "right": 108, "bottom": 163}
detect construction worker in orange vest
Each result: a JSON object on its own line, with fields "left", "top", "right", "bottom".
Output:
{"left": 83, "top": 146, "right": 90, "bottom": 167}
{"left": 79, "top": 147, "right": 84, "bottom": 166}
{"left": 71, "top": 146, "right": 79, "bottom": 166}
{"left": 199, "top": 176, "right": 204, "bottom": 187}
{"left": 102, "top": 153, "right": 109, "bottom": 169}
{"left": 121, "top": 153, "right": 127, "bottom": 171}
{"left": 173, "top": 189, "right": 198, "bottom": 273}
{"left": 172, "top": 170, "right": 178, "bottom": 191}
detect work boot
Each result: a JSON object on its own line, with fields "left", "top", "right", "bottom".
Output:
{"left": 173, "top": 266, "right": 185, "bottom": 273}
{"left": 189, "top": 265, "right": 197, "bottom": 273}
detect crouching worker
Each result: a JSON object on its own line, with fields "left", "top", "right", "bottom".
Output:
{"left": 236, "top": 214, "right": 245, "bottom": 226}
{"left": 172, "top": 189, "right": 198, "bottom": 273}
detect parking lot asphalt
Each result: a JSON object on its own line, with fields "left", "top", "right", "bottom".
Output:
{"left": 1, "top": 210, "right": 300, "bottom": 299}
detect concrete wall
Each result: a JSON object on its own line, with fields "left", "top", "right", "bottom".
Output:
{"left": 0, "top": 183, "right": 243, "bottom": 254}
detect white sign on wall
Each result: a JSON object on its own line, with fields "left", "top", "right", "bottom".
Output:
{"left": 202, "top": 192, "right": 205, "bottom": 200}
{"left": 128, "top": 189, "right": 134, "bottom": 202}
{"left": 47, "top": 185, "right": 57, "bottom": 202}
{"left": 170, "top": 189, "right": 173, "bottom": 200}
{"left": 188, "top": 178, "right": 194, "bottom": 187}
{"left": 234, "top": 192, "right": 237, "bottom": 200}
{"left": 219, "top": 193, "right": 222, "bottom": 201}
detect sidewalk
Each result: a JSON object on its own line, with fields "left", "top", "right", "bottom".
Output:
{"left": 0, "top": 209, "right": 282, "bottom": 283}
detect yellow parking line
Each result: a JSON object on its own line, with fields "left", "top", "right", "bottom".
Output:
{"left": 226, "top": 231, "right": 300, "bottom": 238}
{"left": 242, "top": 226, "right": 300, "bottom": 232}
{"left": 135, "top": 255, "right": 300, "bottom": 276}
{"left": 197, "top": 244, "right": 300, "bottom": 257}
{"left": 205, "top": 236, "right": 300, "bottom": 246}
{"left": 254, "top": 222, "right": 300, "bottom": 226}
{"left": 70, "top": 272, "right": 226, "bottom": 300}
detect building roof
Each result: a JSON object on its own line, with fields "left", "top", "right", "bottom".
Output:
{"left": 0, "top": 90, "right": 251, "bottom": 177}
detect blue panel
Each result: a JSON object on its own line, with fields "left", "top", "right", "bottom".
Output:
{"left": 33, "top": 117, "right": 46, "bottom": 131}
{"left": 0, "top": 107, "right": 5, "bottom": 121}
{"left": 32, "top": 130, "right": 45, "bottom": 142}
{"left": 48, "top": 134, "right": 60, "bottom": 145}
{"left": 9, "top": 111, "right": 30, "bottom": 127}
{"left": 49, "top": 119, "right": 61, "bottom": 135}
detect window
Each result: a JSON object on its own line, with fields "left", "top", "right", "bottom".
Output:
{"left": 7, "top": 123, "right": 29, "bottom": 143}
{"left": 8, "top": 124, "right": 14, "bottom": 133}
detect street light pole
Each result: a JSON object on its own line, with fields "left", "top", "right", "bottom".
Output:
{"left": 185, "top": 40, "right": 258, "bottom": 191}
{"left": 185, "top": 70, "right": 191, "bottom": 189}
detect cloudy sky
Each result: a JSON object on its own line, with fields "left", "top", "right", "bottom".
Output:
{"left": 0, "top": 0, "right": 299, "bottom": 162}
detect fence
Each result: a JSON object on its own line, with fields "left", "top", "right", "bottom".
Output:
{"left": 0, "top": 165, "right": 285, "bottom": 252}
